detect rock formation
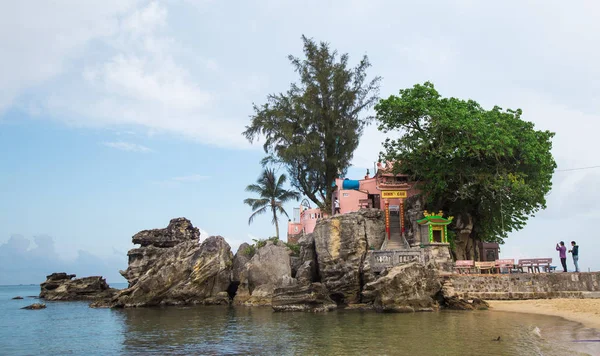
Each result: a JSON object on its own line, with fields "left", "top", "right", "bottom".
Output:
{"left": 39, "top": 273, "right": 117, "bottom": 301}
{"left": 362, "top": 262, "right": 442, "bottom": 312}
{"left": 234, "top": 240, "right": 292, "bottom": 306}
{"left": 272, "top": 282, "right": 337, "bottom": 312}
{"left": 22, "top": 303, "right": 46, "bottom": 310}
{"left": 105, "top": 218, "right": 233, "bottom": 307}
{"left": 311, "top": 209, "right": 385, "bottom": 304}
{"left": 12, "top": 296, "right": 23, "bottom": 300}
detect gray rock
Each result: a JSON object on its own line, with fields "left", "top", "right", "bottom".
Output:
{"left": 443, "top": 296, "right": 489, "bottom": 310}
{"left": 362, "top": 262, "right": 442, "bottom": 312}
{"left": 233, "top": 241, "right": 292, "bottom": 306}
{"left": 39, "top": 273, "right": 116, "bottom": 301}
{"left": 132, "top": 217, "right": 200, "bottom": 248}
{"left": 297, "top": 233, "right": 318, "bottom": 283}
{"left": 232, "top": 243, "right": 252, "bottom": 283}
{"left": 272, "top": 282, "right": 337, "bottom": 312}
{"left": 312, "top": 210, "right": 385, "bottom": 304}
{"left": 108, "top": 219, "right": 233, "bottom": 307}
{"left": 21, "top": 303, "right": 46, "bottom": 310}
{"left": 12, "top": 296, "right": 23, "bottom": 300}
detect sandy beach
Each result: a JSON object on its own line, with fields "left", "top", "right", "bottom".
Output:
{"left": 489, "top": 299, "right": 600, "bottom": 330}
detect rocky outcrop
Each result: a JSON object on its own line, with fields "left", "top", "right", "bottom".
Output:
{"left": 132, "top": 217, "right": 200, "bottom": 248}
{"left": 12, "top": 296, "right": 23, "bottom": 300}
{"left": 39, "top": 273, "right": 117, "bottom": 301}
{"left": 232, "top": 243, "right": 252, "bottom": 283}
{"left": 234, "top": 240, "right": 292, "bottom": 306}
{"left": 105, "top": 218, "right": 233, "bottom": 307}
{"left": 22, "top": 303, "right": 46, "bottom": 310}
{"left": 312, "top": 209, "right": 385, "bottom": 304}
{"left": 272, "top": 282, "right": 337, "bottom": 312}
{"left": 442, "top": 296, "right": 489, "bottom": 310}
{"left": 362, "top": 262, "right": 442, "bottom": 312}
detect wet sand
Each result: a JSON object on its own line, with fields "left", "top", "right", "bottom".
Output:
{"left": 489, "top": 299, "right": 600, "bottom": 330}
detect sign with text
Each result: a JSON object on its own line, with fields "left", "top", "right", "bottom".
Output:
{"left": 381, "top": 190, "right": 407, "bottom": 199}
{"left": 389, "top": 205, "right": 400, "bottom": 211}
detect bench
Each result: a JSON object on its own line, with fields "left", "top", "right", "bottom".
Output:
{"left": 475, "top": 261, "right": 496, "bottom": 274}
{"left": 534, "top": 258, "right": 553, "bottom": 272}
{"left": 454, "top": 260, "right": 475, "bottom": 274}
{"left": 517, "top": 259, "right": 535, "bottom": 273}
{"left": 518, "top": 258, "right": 553, "bottom": 273}
{"left": 495, "top": 259, "right": 516, "bottom": 274}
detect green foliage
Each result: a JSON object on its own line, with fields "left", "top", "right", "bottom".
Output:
{"left": 243, "top": 244, "right": 256, "bottom": 257}
{"left": 244, "top": 169, "right": 300, "bottom": 239}
{"left": 284, "top": 242, "right": 300, "bottom": 256}
{"left": 243, "top": 35, "right": 381, "bottom": 211}
{"left": 376, "top": 82, "right": 556, "bottom": 243}
{"left": 245, "top": 236, "right": 286, "bottom": 257}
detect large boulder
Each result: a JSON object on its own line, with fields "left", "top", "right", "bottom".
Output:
{"left": 132, "top": 217, "right": 200, "bottom": 248}
{"left": 312, "top": 209, "right": 385, "bottom": 304}
{"left": 297, "top": 233, "right": 318, "bottom": 283}
{"left": 361, "top": 262, "right": 442, "bottom": 312}
{"left": 39, "top": 273, "right": 117, "bottom": 301}
{"left": 106, "top": 219, "right": 233, "bottom": 307}
{"left": 233, "top": 240, "right": 292, "bottom": 306}
{"left": 232, "top": 243, "right": 252, "bottom": 283}
{"left": 272, "top": 282, "right": 337, "bottom": 312}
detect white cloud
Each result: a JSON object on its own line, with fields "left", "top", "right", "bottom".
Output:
{"left": 0, "top": 0, "right": 140, "bottom": 113}
{"left": 102, "top": 141, "right": 152, "bottom": 152}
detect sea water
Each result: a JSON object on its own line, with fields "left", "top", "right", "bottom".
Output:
{"left": 1, "top": 285, "right": 599, "bottom": 356}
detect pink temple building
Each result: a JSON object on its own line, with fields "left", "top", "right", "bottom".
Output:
{"left": 287, "top": 162, "right": 421, "bottom": 244}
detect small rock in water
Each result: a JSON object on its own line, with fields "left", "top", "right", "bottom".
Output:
{"left": 21, "top": 303, "right": 46, "bottom": 310}
{"left": 12, "top": 296, "right": 24, "bottom": 300}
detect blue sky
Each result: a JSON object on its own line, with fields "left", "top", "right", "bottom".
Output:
{"left": 2, "top": 0, "right": 600, "bottom": 284}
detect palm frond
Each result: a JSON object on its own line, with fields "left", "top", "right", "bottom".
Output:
{"left": 248, "top": 206, "right": 268, "bottom": 225}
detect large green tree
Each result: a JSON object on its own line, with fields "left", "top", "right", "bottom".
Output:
{"left": 244, "top": 168, "right": 300, "bottom": 239}
{"left": 243, "top": 35, "right": 381, "bottom": 211}
{"left": 376, "top": 82, "right": 556, "bottom": 259}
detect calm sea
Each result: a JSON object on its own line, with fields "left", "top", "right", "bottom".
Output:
{"left": 1, "top": 284, "right": 599, "bottom": 356}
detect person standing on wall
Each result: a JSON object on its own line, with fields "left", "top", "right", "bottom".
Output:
{"left": 568, "top": 241, "right": 579, "bottom": 272}
{"left": 556, "top": 241, "right": 567, "bottom": 272}
{"left": 334, "top": 197, "right": 341, "bottom": 215}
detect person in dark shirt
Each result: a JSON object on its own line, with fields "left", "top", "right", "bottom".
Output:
{"left": 568, "top": 241, "right": 580, "bottom": 272}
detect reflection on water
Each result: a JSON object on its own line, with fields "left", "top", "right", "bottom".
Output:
{"left": 117, "top": 306, "right": 599, "bottom": 356}
{"left": 1, "top": 285, "right": 598, "bottom": 356}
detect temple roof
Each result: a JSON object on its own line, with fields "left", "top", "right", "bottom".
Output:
{"left": 417, "top": 210, "right": 453, "bottom": 225}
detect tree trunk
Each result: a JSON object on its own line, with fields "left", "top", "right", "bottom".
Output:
{"left": 273, "top": 207, "right": 280, "bottom": 240}
{"left": 452, "top": 213, "right": 475, "bottom": 260}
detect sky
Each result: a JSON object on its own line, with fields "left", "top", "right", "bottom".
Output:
{"left": 1, "top": 0, "right": 599, "bottom": 284}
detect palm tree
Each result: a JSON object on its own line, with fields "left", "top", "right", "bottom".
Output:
{"left": 244, "top": 168, "right": 300, "bottom": 239}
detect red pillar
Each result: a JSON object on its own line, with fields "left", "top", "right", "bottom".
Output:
{"left": 400, "top": 199, "right": 405, "bottom": 233}
{"left": 385, "top": 200, "right": 390, "bottom": 240}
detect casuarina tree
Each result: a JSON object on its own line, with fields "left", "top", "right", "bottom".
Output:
{"left": 376, "top": 82, "right": 556, "bottom": 259}
{"left": 243, "top": 35, "right": 381, "bottom": 211}
{"left": 244, "top": 168, "right": 300, "bottom": 239}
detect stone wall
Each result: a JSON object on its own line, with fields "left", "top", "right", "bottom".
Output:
{"left": 444, "top": 272, "right": 600, "bottom": 300}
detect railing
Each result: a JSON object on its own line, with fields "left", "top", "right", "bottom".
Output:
{"left": 370, "top": 249, "right": 423, "bottom": 272}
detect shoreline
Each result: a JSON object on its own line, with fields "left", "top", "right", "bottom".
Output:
{"left": 488, "top": 299, "right": 600, "bottom": 330}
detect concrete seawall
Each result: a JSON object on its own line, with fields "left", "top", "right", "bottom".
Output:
{"left": 443, "top": 272, "right": 600, "bottom": 300}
